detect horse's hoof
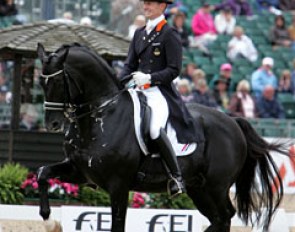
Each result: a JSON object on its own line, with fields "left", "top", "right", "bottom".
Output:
{"left": 40, "top": 209, "right": 51, "bottom": 220}
{"left": 44, "top": 220, "right": 62, "bottom": 232}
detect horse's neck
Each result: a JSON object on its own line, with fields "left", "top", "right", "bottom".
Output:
{"left": 76, "top": 91, "right": 136, "bottom": 151}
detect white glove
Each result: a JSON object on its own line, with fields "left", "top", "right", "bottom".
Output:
{"left": 132, "top": 71, "right": 151, "bottom": 88}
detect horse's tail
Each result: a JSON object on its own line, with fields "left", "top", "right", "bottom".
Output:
{"left": 234, "top": 117, "right": 288, "bottom": 231}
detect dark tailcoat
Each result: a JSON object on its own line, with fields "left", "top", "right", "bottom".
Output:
{"left": 120, "top": 21, "right": 200, "bottom": 143}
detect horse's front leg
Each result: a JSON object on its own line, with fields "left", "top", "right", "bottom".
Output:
{"left": 37, "top": 158, "right": 86, "bottom": 220}
{"left": 109, "top": 182, "right": 129, "bottom": 232}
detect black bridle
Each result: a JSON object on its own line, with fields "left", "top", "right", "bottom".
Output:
{"left": 40, "top": 69, "right": 130, "bottom": 121}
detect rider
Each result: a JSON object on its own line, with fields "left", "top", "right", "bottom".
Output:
{"left": 119, "top": 0, "right": 198, "bottom": 197}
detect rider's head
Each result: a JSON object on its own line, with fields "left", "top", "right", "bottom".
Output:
{"left": 141, "top": 0, "right": 173, "bottom": 19}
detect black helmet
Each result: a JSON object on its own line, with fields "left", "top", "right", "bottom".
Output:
{"left": 140, "top": 0, "right": 174, "bottom": 4}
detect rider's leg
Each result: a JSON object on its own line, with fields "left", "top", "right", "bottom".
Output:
{"left": 143, "top": 87, "right": 185, "bottom": 197}
{"left": 154, "top": 128, "right": 186, "bottom": 197}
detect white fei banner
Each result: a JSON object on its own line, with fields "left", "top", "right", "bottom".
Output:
{"left": 61, "top": 206, "right": 202, "bottom": 232}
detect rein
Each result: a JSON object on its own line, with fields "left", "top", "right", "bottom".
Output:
{"left": 41, "top": 69, "right": 128, "bottom": 121}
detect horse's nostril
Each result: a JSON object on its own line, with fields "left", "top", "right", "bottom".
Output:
{"left": 52, "top": 121, "right": 60, "bottom": 129}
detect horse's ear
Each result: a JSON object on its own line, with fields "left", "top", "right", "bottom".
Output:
{"left": 37, "top": 43, "right": 46, "bottom": 63}
{"left": 57, "top": 48, "right": 69, "bottom": 66}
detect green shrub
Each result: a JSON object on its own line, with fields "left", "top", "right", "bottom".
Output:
{"left": 0, "top": 163, "right": 29, "bottom": 204}
{"left": 79, "top": 186, "right": 111, "bottom": 206}
{"left": 148, "top": 193, "right": 195, "bottom": 209}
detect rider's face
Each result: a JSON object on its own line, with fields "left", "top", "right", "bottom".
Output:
{"left": 143, "top": 1, "right": 166, "bottom": 20}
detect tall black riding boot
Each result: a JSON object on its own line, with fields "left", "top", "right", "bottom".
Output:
{"left": 154, "top": 128, "right": 186, "bottom": 198}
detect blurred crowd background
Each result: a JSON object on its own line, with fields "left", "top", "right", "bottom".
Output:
{"left": 1, "top": 0, "right": 295, "bottom": 137}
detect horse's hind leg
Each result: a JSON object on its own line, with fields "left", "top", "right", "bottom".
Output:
{"left": 37, "top": 158, "right": 86, "bottom": 220}
{"left": 187, "top": 187, "right": 234, "bottom": 232}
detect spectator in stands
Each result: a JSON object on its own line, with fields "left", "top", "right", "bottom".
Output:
{"left": 255, "top": 0, "right": 281, "bottom": 15}
{"left": 269, "top": 15, "right": 292, "bottom": 49}
{"left": 192, "top": 78, "right": 218, "bottom": 108}
{"left": 288, "top": 15, "right": 295, "bottom": 52}
{"left": 19, "top": 104, "right": 40, "bottom": 131}
{"left": 49, "top": 11, "right": 76, "bottom": 24}
{"left": 291, "top": 59, "right": 295, "bottom": 94}
{"left": 80, "top": 16, "right": 92, "bottom": 26}
{"left": 191, "top": 3, "right": 217, "bottom": 52}
{"left": 279, "top": 0, "right": 295, "bottom": 11}
{"left": 256, "top": 85, "right": 285, "bottom": 118}
{"left": 214, "top": 7, "right": 236, "bottom": 35}
{"left": 213, "top": 0, "right": 253, "bottom": 17}
{"left": 228, "top": 80, "right": 257, "bottom": 118}
{"left": 0, "top": 85, "right": 8, "bottom": 103}
{"left": 172, "top": 12, "right": 189, "bottom": 48}
{"left": 251, "top": 57, "right": 278, "bottom": 98}
{"left": 213, "top": 77, "right": 230, "bottom": 112}
{"left": 209, "top": 63, "right": 234, "bottom": 93}
{"left": 191, "top": 69, "right": 206, "bottom": 87}
{"left": 227, "top": 26, "right": 258, "bottom": 63}
{"left": 165, "top": 0, "right": 188, "bottom": 19}
{"left": 177, "top": 79, "right": 194, "bottom": 103}
{"left": 0, "top": 0, "right": 17, "bottom": 17}
{"left": 127, "top": 14, "right": 146, "bottom": 40}
{"left": 278, "top": 69, "right": 293, "bottom": 93}
{"left": 181, "top": 62, "right": 197, "bottom": 81}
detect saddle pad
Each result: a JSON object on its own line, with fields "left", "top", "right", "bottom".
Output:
{"left": 128, "top": 89, "right": 196, "bottom": 157}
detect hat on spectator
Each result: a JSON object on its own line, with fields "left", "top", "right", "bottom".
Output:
{"left": 262, "top": 57, "right": 274, "bottom": 67}
{"left": 220, "top": 63, "right": 232, "bottom": 71}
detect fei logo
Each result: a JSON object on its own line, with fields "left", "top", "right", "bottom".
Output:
{"left": 146, "top": 214, "right": 193, "bottom": 232}
{"left": 61, "top": 207, "right": 201, "bottom": 232}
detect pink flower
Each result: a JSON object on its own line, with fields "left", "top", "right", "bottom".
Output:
{"left": 32, "top": 182, "right": 38, "bottom": 189}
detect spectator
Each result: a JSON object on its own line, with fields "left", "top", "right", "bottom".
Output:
{"left": 172, "top": 12, "right": 189, "bottom": 48}
{"left": 256, "top": 85, "right": 285, "bottom": 118}
{"left": 291, "top": 59, "right": 295, "bottom": 94}
{"left": 0, "top": 85, "right": 8, "bottom": 103}
{"left": 190, "top": 3, "right": 217, "bottom": 52}
{"left": 213, "top": 0, "right": 253, "bottom": 17}
{"left": 191, "top": 68, "right": 206, "bottom": 87}
{"left": 227, "top": 26, "right": 258, "bottom": 63}
{"left": 269, "top": 15, "right": 292, "bottom": 49}
{"left": 209, "top": 63, "right": 235, "bottom": 93}
{"left": 251, "top": 57, "right": 278, "bottom": 98}
{"left": 181, "top": 62, "right": 197, "bottom": 81}
{"left": 0, "top": 0, "right": 17, "bottom": 17}
{"left": 288, "top": 15, "right": 295, "bottom": 51}
{"left": 80, "top": 16, "right": 92, "bottom": 26}
{"left": 48, "top": 11, "right": 76, "bottom": 24}
{"left": 192, "top": 78, "right": 217, "bottom": 108}
{"left": 214, "top": 7, "right": 236, "bottom": 35}
{"left": 255, "top": 0, "right": 281, "bottom": 15}
{"left": 213, "top": 77, "right": 230, "bottom": 112}
{"left": 278, "top": 69, "right": 293, "bottom": 93}
{"left": 165, "top": 0, "right": 188, "bottom": 19}
{"left": 279, "top": 0, "right": 295, "bottom": 11}
{"left": 19, "top": 104, "right": 40, "bottom": 131}
{"left": 177, "top": 79, "right": 194, "bottom": 103}
{"left": 228, "top": 80, "right": 257, "bottom": 118}
{"left": 127, "top": 14, "right": 146, "bottom": 40}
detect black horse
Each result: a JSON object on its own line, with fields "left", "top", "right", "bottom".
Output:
{"left": 36, "top": 42, "right": 288, "bottom": 232}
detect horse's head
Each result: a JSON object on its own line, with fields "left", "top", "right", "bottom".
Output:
{"left": 37, "top": 43, "right": 120, "bottom": 132}
{"left": 37, "top": 43, "right": 76, "bottom": 132}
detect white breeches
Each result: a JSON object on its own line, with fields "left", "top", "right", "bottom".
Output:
{"left": 141, "top": 86, "right": 169, "bottom": 140}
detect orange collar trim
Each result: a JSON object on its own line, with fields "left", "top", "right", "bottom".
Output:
{"left": 156, "top": 19, "right": 167, "bottom": 32}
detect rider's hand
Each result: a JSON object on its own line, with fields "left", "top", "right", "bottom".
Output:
{"left": 132, "top": 71, "right": 151, "bottom": 88}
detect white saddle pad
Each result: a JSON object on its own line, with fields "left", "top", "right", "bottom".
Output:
{"left": 128, "top": 89, "right": 197, "bottom": 157}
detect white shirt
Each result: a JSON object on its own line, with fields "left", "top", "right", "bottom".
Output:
{"left": 214, "top": 13, "right": 236, "bottom": 35}
{"left": 146, "top": 14, "right": 165, "bottom": 35}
